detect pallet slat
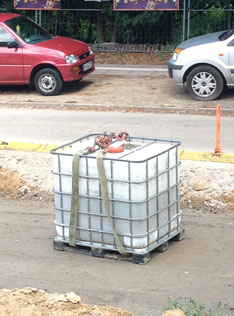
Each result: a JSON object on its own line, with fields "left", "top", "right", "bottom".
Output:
{"left": 53, "top": 229, "right": 184, "bottom": 264}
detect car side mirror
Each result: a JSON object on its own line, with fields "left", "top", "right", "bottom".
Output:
{"left": 7, "top": 41, "right": 19, "bottom": 49}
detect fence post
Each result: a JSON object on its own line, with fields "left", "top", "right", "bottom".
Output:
{"left": 187, "top": 0, "right": 190, "bottom": 39}
{"left": 227, "top": 0, "right": 231, "bottom": 30}
{"left": 182, "top": 0, "right": 186, "bottom": 41}
{"left": 35, "top": 10, "right": 42, "bottom": 26}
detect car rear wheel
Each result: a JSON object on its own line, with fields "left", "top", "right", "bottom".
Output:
{"left": 34, "top": 68, "right": 63, "bottom": 96}
{"left": 186, "top": 66, "right": 224, "bottom": 101}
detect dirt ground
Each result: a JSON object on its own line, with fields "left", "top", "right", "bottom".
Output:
{"left": 0, "top": 51, "right": 234, "bottom": 112}
{"left": 0, "top": 150, "right": 234, "bottom": 214}
{"left": 0, "top": 150, "right": 234, "bottom": 315}
{"left": 0, "top": 53, "right": 234, "bottom": 315}
{"left": 0, "top": 287, "right": 185, "bottom": 316}
{"left": 94, "top": 51, "right": 171, "bottom": 65}
{"left": 0, "top": 197, "right": 233, "bottom": 316}
{"left": 0, "top": 50, "right": 232, "bottom": 113}
{"left": 1, "top": 75, "right": 234, "bottom": 112}
{"left": 0, "top": 288, "right": 132, "bottom": 316}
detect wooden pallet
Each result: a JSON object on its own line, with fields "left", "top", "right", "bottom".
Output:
{"left": 53, "top": 229, "right": 184, "bottom": 265}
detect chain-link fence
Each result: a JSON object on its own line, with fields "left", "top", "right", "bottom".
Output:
{"left": 3, "top": 0, "right": 234, "bottom": 52}
{"left": 184, "top": 0, "right": 233, "bottom": 41}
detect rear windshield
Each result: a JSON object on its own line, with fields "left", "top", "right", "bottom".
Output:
{"left": 5, "top": 16, "right": 53, "bottom": 44}
{"left": 219, "top": 30, "right": 234, "bottom": 41}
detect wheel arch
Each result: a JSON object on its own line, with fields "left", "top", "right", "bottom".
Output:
{"left": 30, "top": 64, "right": 63, "bottom": 86}
{"left": 183, "top": 63, "right": 227, "bottom": 86}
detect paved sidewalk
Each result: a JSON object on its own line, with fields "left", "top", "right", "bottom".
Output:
{"left": 95, "top": 64, "right": 168, "bottom": 76}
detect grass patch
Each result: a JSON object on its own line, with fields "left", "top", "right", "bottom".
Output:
{"left": 165, "top": 298, "right": 231, "bottom": 316}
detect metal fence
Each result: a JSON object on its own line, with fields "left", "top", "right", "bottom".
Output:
{"left": 4, "top": 0, "right": 234, "bottom": 52}
{"left": 29, "top": 9, "right": 184, "bottom": 52}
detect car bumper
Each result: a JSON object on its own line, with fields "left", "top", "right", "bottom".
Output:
{"left": 58, "top": 54, "right": 95, "bottom": 82}
{"left": 168, "top": 59, "right": 184, "bottom": 85}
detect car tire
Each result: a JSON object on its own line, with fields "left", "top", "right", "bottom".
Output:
{"left": 186, "top": 65, "right": 224, "bottom": 101}
{"left": 34, "top": 68, "right": 63, "bottom": 96}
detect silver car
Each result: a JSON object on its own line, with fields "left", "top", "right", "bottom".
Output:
{"left": 168, "top": 30, "right": 234, "bottom": 101}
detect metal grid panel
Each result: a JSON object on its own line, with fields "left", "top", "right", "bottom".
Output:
{"left": 52, "top": 134, "right": 182, "bottom": 255}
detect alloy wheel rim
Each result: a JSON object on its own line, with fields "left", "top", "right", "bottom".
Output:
{"left": 191, "top": 71, "right": 216, "bottom": 98}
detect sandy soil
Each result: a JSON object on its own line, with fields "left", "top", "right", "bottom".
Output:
{"left": 0, "top": 288, "right": 132, "bottom": 316}
{"left": 0, "top": 286, "right": 186, "bottom": 316}
{"left": 0, "top": 287, "right": 185, "bottom": 316}
{"left": 0, "top": 150, "right": 233, "bottom": 214}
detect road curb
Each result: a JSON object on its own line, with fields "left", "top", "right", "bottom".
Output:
{"left": 1, "top": 141, "right": 234, "bottom": 163}
{"left": 0, "top": 101, "right": 234, "bottom": 116}
{"left": 0, "top": 142, "right": 58, "bottom": 153}
{"left": 179, "top": 150, "right": 234, "bottom": 163}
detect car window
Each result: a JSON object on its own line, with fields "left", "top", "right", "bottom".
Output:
{"left": 5, "top": 16, "right": 53, "bottom": 44}
{"left": 219, "top": 30, "right": 234, "bottom": 41}
{"left": 0, "top": 26, "right": 14, "bottom": 47}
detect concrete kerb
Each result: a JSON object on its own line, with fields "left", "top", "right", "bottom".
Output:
{"left": 1, "top": 101, "right": 234, "bottom": 116}
{"left": 0, "top": 142, "right": 58, "bottom": 153}
{"left": 1, "top": 141, "right": 234, "bottom": 163}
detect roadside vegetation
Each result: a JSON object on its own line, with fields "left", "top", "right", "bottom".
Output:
{"left": 165, "top": 298, "right": 231, "bottom": 316}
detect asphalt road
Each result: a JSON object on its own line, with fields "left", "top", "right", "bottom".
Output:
{"left": 0, "top": 108, "right": 234, "bottom": 153}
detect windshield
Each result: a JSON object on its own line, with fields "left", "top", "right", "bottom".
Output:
{"left": 219, "top": 29, "right": 234, "bottom": 41}
{"left": 5, "top": 16, "right": 53, "bottom": 44}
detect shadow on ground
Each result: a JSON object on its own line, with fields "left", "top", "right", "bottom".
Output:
{"left": 0, "top": 80, "right": 93, "bottom": 97}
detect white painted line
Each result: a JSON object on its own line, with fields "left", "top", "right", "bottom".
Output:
{"left": 95, "top": 66, "right": 167, "bottom": 72}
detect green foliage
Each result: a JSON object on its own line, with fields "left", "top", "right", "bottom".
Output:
{"left": 0, "top": 0, "right": 14, "bottom": 11}
{"left": 166, "top": 298, "right": 230, "bottom": 316}
{"left": 188, "top": 8, "right": 226, "bottom": 38}
{"left": 0, "top": 0, "right": 234, "bottom": 49}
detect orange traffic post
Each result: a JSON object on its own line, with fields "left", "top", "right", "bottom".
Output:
{"left": 214, "top": 104, "right": 222, "bottom": 154}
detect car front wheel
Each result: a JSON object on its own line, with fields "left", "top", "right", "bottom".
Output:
{"left": 186, "top": 66, "right": 224, "bottom": 101}
{"left": 34, "top": 68, "right": 63, "bottom": 96}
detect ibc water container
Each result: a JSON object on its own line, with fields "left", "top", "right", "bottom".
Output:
{"left": 51, "top": 134, "right": 182, "bottom": 255}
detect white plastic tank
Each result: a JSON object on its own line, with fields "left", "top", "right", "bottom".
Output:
{"left": 52, "top": 134, "right": 181, "bottom": 254}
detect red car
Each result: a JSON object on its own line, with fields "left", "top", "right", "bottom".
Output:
{"left": 0, "top": 13, "right": 95, "bottom": 96}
